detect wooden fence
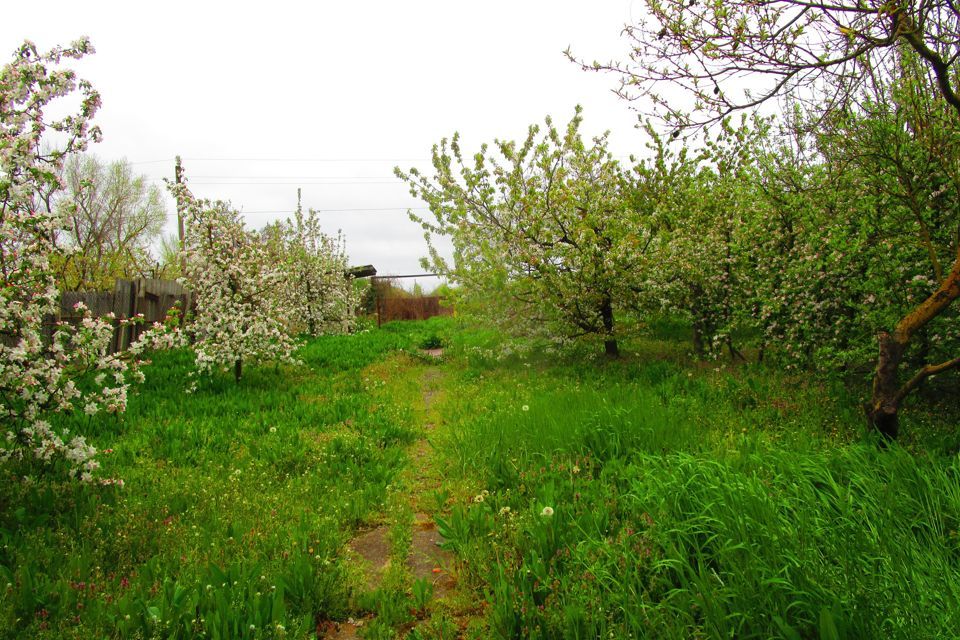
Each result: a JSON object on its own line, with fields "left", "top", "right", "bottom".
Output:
{"left": 50, "top": 275, "right": 444, "bottom": 352}
{"left": 53, "top": 279, "right": 191, "bottom": 353}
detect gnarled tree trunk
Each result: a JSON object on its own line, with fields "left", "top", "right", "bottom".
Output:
{"left": 867, "top": 250, "right": 960, "bottom": 439}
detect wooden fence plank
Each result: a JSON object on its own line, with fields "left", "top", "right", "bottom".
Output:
{"left": 47, "top": 278, "right": 191, "bottom": 355}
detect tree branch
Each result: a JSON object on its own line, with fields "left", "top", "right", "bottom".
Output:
{"left": 897, "top": 12, "right": 960, "bottom": 118}
{"left": 895, "top": 353, "right": 960, "bottom": 403}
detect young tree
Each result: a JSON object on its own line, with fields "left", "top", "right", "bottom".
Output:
{"left": 0, "top": 39, "right": 165, "bottom": 481}
{"left": 171, "top": 176, "right": 296, "bottom": 382}
{"left": 263, "top": 192, "right": 358, "bottom": 336}
{"left": 52, "top": 153, "right": 167, "bottom": 290}
{"left": 396, "top": 108, "right": 649, "bottom": 357}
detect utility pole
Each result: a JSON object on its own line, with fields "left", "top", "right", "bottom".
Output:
{"left": 174, "top": 156, "right": 187, "bottom": 275}
{"left": 174, "top": 156, "right": 185, "bottom": 253}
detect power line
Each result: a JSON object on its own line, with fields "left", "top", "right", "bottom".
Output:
{"left": 130, "top": 154, "right": 638, "bottom": 165}
{"left": 130, "top": 157, "right": 431, "bottom": 164}
{"left": 240, "top": 207, "right": 428, "bottom": 213}
{"left": 189, "top": 181, "right": 402, "bottom": 186}
{"left": 144, "top": 178, "right": 404, "bottom": 186}
{"left": 182, "top": 175, "right": 399, "bottom": 179}
{"left": 188, "top": 157, "right": 429, "bottom": 162}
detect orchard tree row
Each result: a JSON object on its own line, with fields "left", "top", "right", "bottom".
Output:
{"left": 0, "top": 40, "right": 357, "bottom": 482}
{"left": 398, "top": 1, "right": 960, "bottom": 439}
{"left": 171, "top": 176, "right": 359, "bottom": 383}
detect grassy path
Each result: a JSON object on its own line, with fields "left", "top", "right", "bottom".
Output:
{"left": 322, "top": 351, "right": 463, "bottom": 639}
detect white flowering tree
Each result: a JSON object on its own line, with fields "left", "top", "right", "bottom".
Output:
{"left": 172, "top": 177, "right": 297, "bottom": 382}
{"left": 0, "top": 39, "right": 174, "bottom": 482}
{"left": 626, "top": 119, "right": 767, "bottom": 359}
{"left": 397, "top": 108, "right": 649, "bottom": 357}
{"left": 263, "top": 192, "right": 358, "bottom": 336}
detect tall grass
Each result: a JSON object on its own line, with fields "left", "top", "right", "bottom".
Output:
{"left": 434, "top": 324, "right": 960, "bottom": 638}
{"left": 2, "top": 316, "right": 958, "bottom": 638}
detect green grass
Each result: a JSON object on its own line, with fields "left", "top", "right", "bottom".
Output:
{"left": 1, "top": 316, "right": 959, "bottom": 639}
{"left": 0, "top": 322, "right": 435, "bottom": 639}
{"left": 429, "top": 320, "right": 960, "bottom": 639}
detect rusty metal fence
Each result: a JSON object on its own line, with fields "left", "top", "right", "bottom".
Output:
{"left": 376, "top": 296, "right": 453, "bottom": 325}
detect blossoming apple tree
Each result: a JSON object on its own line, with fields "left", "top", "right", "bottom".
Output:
{"left": 572, "top": 0, "right": 960, "bottom": 437}
{"left": 171, "top": 176, "right": 297, "bottom": 382}
{"left": 263, "top": 191, "right": 358, "bottom": 336}
{"left": 628, "top": 118, "right": 768, "bottom": 359}
{"left": 0, "top": 39, "right": 173, "bottom": 481}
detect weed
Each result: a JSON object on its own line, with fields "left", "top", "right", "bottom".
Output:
{"left": 411, "top": 577, "right": 434, "bottom": 615}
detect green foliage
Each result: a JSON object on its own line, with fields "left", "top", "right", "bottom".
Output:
{"left": 629, "top": 116, "right": 769, "bottom": 359}
{"left": 397, "top": 107, "right": 648, "bottom": 355}
{"left": 419, "top": 334, "right": 445, "bottom": 350}
{"left": 411, "top": 577, "right": 434, "bottom": 614}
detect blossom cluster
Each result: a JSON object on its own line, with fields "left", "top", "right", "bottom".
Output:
{"left": 0, "top": 39, "right": 174, "bottom": 480}
{"left": 262, "top": 198, "right": 359, "bottom": 337}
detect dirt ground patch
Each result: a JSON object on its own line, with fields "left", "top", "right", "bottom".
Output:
{"left": 348, "top": 525, "right": 392, "bottom": 590}
{"left": 408, "top": 512, "right": 455, "bottom": 598}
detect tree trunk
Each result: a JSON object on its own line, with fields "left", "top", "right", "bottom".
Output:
{"left": 306, "top": 277, "right": 316, "bottom": 335}
{"left": 604, "top": 338, "right": 619, "bottom": 358}
{"left": 692, "top": 321, "right": 705, "bottom": 359}
{"left": 866, "top": 250, "right": 960, "bottom": 439}
{"left": 234, "top": 358, "right": 242, "bottom": 382}
{"left": 726, "top": 337, "right": 746, "bottom": 362}
{"left": 866, "top": 331, "right": 906, "bottom": 440}
{"left": 688, "top": 284, "right": 712, "bottom": 359}
{"left": 600, "top": 296, "right": 619, "bottom": 358}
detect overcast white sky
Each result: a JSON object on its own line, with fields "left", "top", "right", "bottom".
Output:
{"left": 2, "top": 1, "right": 651, "bottom": 291}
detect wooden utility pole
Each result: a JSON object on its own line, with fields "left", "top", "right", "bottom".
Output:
{"left": 174, "top": 156, "right": 185, "bottom": 252}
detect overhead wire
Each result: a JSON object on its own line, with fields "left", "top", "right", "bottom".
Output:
{"left": 130, "top": 157, "right": 432, "bottom": 164}
{"left": 143, "top": 176, "right": 406, "bottom": 185}
{"left": 130, "top": 153, "right": 638, "bottom": 165}
{"left": 240, "top": 207, "right": 428, "bottom": 213}
{"left": 180, "top": 175, "right": 398, "bottom": 179}
{"left": 188, "top": 181, "right": 401, "bottom": 186}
